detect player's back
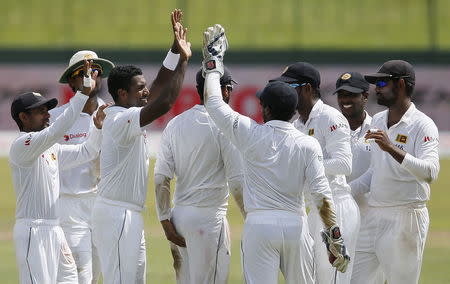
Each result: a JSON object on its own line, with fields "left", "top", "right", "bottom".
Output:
{"left": 242, "top": 121, "right": 326, "bottom": 215}
{"left": 155, "top": 105, "right": 233, "bottom": 208}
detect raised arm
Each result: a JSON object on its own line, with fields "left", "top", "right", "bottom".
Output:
{"left": 10, "top": 61, "right": 98, "bottom": 165}
{"left": 58, "top": 103, "right": 111, "bottom": 170}
{"left": 139, "top": 9, "right": 192, "bottom": 127}
{"left": 202, "top": 25, "right": 257, "bottom": 151}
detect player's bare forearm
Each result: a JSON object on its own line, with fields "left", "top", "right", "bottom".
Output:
{"left": 386, "top": 143, "right": 407, "bottom": 164}
{"left": 139, "top": 60, "right": 188, "bottom": 126}
{"left": 366, "top": 130, "right": 406, "bottom": 164}
{"left": 155, "top": 175, "right": 172, "bottom": 221}
{"left": 318, "top": 197, "right": 337, "bottom": 228}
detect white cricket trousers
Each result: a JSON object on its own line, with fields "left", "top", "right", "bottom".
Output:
{"left": 241, "top": 210, "right": 315, "bottom": 284}
{"left": 171, "top": 205, "right": 230, "bottom": 284}
{"left": 13, "top": 219, "right": 78, "bottom": 284}
{"left": 58, "top": 193, "right": 101, "bottom": 284}
{"left": 350, "top": 203, "right": 429, "bottom": 284}
{"left": 309, "top": 191, "right": 360, "bottom": 284}
{"left": 91, "top": 197, "right": 147, "bottom": 284}
{"left": 352, "top": 193, "right": 385, "bottom": 284}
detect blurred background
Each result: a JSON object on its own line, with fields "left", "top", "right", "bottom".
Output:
{"left": 0, "top": 0, "right": 449, "bottom": 283}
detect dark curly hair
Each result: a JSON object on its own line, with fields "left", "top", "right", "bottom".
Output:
{"left": 107, "top": 65, "right": 143, "bottom": 102}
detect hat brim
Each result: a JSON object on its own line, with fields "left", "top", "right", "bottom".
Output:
{"left": 333, "top": 85, "right": 366, "bottom": 95}
{"left": 364, "top": 73, "right": 392, "bottom": 84}
{"left": 269, "top": 75, "right": 297, "bottom": 83}
{"left": 59, "top": 58, "right": 115, "bottom": 83}
{"left": 25, "top": 98, "right": 58, "bottom": 111}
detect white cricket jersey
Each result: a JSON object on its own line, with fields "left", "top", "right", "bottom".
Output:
{"left": 293, "top": 99, "right": 352, "bottom": 192}
{"left": 97, "top": 106, "right": 150, "bottom": 210}
{"left": 49, "top": 97, "right": 105, "bottom": 195}
{"left": 347, "top": 111, "right": 372, "bottom": 182}
{"left": 154, "top": 104, "right": 243, "bottom": 208}
{"left": 351, "top": 103, "right": 440, "bottom": 206}
{"left": 204, "top": 73, "right": 333, "bottom": 214}
{"left": 9, "top": 93, "right": 102, "bottom": 219}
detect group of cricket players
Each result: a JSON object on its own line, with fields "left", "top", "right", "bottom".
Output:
{"left": 8, "top": 9, "right": 440, "bottom": 284}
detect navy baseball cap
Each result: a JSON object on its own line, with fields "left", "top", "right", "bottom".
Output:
{"left": 11, "top": 92, "right": 58, "bottom": 121}
{"left": 333, "top": 72, "right": 369, "bottom": 95}
{"left": 259, "top": 81, "right": 298, "bottom": 114}
{"left": 270, "top": 62, "right": 321, "bottom": 88}
{"left": 365, "top": 60, "right": 415, "bottom": 85}
{"left": 196, "top": 67, "right": 237, "bottom": 89}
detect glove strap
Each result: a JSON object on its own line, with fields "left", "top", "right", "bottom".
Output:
{"left": 202, "top": 57, "right": 224, "bottom": 77}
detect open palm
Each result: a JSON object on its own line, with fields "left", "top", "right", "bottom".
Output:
{"left": 171, "top": 9, "right": 191, "bottom": 61}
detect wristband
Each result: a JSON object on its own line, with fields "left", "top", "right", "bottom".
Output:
{"left": 163, "top": 50, "right": 180, "bottom": 71}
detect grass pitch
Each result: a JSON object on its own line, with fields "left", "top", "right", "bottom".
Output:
{"left": 0, "top": 158, "right": 449, "bottom": 283}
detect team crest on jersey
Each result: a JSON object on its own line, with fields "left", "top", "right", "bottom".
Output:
{"left": 51, "top": 153, "right": 56, "bottom": 161}
{"left": 395, "top": 134, "right": 408, "bottom": 144}
{"left": 308, "top": 128, "right": 315, "bottom": 136}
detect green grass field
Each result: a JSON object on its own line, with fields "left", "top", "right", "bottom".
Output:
{"left": 1, "top": 0, "right": 450, "bottom": 49}
{"left": 0, "top": 158, "right": 449, "bottom": 283}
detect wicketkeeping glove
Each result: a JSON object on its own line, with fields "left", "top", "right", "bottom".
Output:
{"left": 202, "top": 24, "right": 228, "bottom": 77}
{"left": 321, "top": 225, "right": 351, "bottom": 273}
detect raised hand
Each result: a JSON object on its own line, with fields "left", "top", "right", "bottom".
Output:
{"left": 171, "top": 9, "right": 191, "bottom": 61}
{"left": 93, "top": 102, "right": 113, "bottom": 129}
{"left": 202, "top": 24, "right": 228, "bottom": 77}
{"left": 82, "top": 59, "right": 99, "bottom": 96}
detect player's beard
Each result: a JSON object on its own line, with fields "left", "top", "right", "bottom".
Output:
{"left": 376, "top": 88, "right": 397, "bottom": 107}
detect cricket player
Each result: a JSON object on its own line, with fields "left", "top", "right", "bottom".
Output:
{"left": 91, "top": 9, "right": 191, "bottom": 283}
{"left": 334, "top": 72, "right": 386, "bottom": 283}
{"left": 9, "top": 61, "right": 105, "bottom": 283}
{"left": 49, "top": 50, "right": 114, "bottom": 284}
{"left": 202, "top": 24, "right": 350, "bottom": 284}
{"left": 271, "top": 62, "right": 360, "bottom": 283}
{"left": 350, "top": 60, "right": 440, "bottom": 284}
{"left": 154, "top": 67, "right": 244, "bottom": 284}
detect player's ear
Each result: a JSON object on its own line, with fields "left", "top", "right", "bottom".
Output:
{"left": 18, "top": 112, "right": 29, "bottom": 125}
{"left": 362, "top": 92, "right": 368, "bottom": 101}
{"left": 117, "top": 88, "right": 128, "bottom": 103}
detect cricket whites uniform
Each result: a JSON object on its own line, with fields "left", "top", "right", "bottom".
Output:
{"left": 350, "top": 103, "right": 439, "bottom": 284}
{"left": 154, "top": 104, "right": 243, "bottom": 284}
{"left": 49, "top": 97, "right": 104, "bottom": 284}
{"left": 92, "top": 106, "right": 149, "bottom": 283}
{"left": 205, "top": 73, "right": 335, "bottom": 284}
{"left": 294, "top": 99, "right": 360, "bottom": 284}
{"left": 9, "top": 92, "right": 101, "bottom": 284}
{"left": 346, "top": 112, "right": 386, "bottom": 284}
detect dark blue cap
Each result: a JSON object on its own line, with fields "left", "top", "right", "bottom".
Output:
{"left": 270, "top": 62, "right": 321, "bottom": 88}
{"left": 259, "top": 81, "right": 298, "bottom": 114}
{"left": 334, "top": 72, "right": 369, "bottom": 94}
{"left": 11, "top": 92, "right": 58, "bottom": 121}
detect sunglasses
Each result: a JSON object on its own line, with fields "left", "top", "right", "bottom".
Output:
{"left": 289, "top": 83, "right": 307, "bottom": 88}
{"left": 221, "top": 84, "right": 233, "bottom": 92}
{"left": 375, "top": 75, "right": 410, "bottom": 88}
{"left": 70, "top": 65, "right": 103, "bottom": 79}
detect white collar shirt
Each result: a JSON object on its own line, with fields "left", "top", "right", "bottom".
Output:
{"left": 49, "top": 97, "right": 105, "bottom": 195}
{"left": 293, "top": 99, "right": 352, "bottom": 192}
{"left": 9, "top": 93, "right": 101, "bottom": 219}
{"left": 154, "top": 105, "right": 243, "bottom": 208}
{"left": 347, "top": 111, "right": 372, "bottom": 182}
{"left": 204, "top": 74, "right": 333, "bottom": 215}
{"left": 98, "top": 106, "right": 151, "bottom": 210}
{"left": 366, "top": 103, "right": 440, "bottom": 206}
